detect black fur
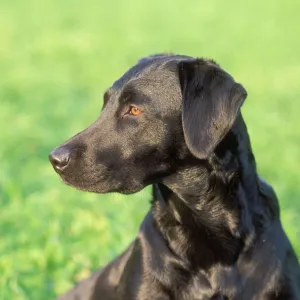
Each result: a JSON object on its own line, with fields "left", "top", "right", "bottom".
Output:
{"left": 49, "top": 54, "right": 300, "bottom": 299}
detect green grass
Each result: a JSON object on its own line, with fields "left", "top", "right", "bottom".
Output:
{"left": 0, "top": 0, "right": 300, "bottom": 298}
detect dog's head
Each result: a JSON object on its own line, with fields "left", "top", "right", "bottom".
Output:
{"left": 49, "top": 54, "right": 247, "bottom": 194}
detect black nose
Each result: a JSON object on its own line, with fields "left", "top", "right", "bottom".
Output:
{"left": 49, "top": 146, "right": 71, "bottom": 172}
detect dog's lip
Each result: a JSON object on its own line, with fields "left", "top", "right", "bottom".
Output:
{"left": 56, "top": 169, "right": 113, "bottom": 190}
{"left": 59, "top": 176, "right": 116, "bottom": 194}
{"left": 60, "top": 175, "right": 76, "bottom": 188}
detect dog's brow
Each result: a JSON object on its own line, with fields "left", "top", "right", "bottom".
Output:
{"left": 119, "top": 88, "right": 151, "bottom": 106}
{"left": 119, "top": 87, "right": 135, "bottom": 103}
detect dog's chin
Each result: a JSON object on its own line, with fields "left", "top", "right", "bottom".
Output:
{"left": 59, "top": 174, "right": 145, "bottom": 195}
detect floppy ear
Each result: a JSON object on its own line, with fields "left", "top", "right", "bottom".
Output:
{"left": 178, "top": 59, "right": 247, "bottom": 159}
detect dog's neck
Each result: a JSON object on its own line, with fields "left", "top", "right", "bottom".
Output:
{"left": 152, "top": 115, "right": 264, "bottom": 269}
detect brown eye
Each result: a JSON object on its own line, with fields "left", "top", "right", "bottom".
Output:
{"left": 129, "top": 106, "right": 143, "bottom": 116}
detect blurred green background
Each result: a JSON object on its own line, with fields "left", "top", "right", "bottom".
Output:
{"left": 0, "top": 0, "right": 299, "bottom": 299}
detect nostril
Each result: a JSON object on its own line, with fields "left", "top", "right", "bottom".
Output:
{"left": 50, "top": 154, "right": 69, "bottom": 167}
{"left": 49, "top": 146, "right": 71, "bottom": 172}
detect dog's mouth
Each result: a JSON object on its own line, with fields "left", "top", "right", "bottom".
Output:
{"left": 54, "top": 164, "right": 147, "bottom": 195}
{"left": 49, "top": 144, "right": 167, "bottom": 195}
{"left": 49, "top": 153, "right": 118, "bottom": 193}
{"left": 57, "top": 170, "right": 118, "bottom": 193}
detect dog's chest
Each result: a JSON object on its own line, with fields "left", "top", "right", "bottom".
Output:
{"left": 178, "top": 267, "right": 242, "bottom": 300}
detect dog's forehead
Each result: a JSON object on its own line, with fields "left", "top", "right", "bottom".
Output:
{"left": 112, "top": 56, "right": 177, "bottom": 89}
{"left": 109, "top": 55, "right": 218, "bottom": 92}
{"left": 103, "top": 55, "right": 194, "bottom": 105}
{"left": 103, "top": 55, "right": 219, "bottom": 108}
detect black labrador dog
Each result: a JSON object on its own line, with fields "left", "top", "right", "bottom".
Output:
{"left": 49, "top": 54, "right": 300, "bottom": 299}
